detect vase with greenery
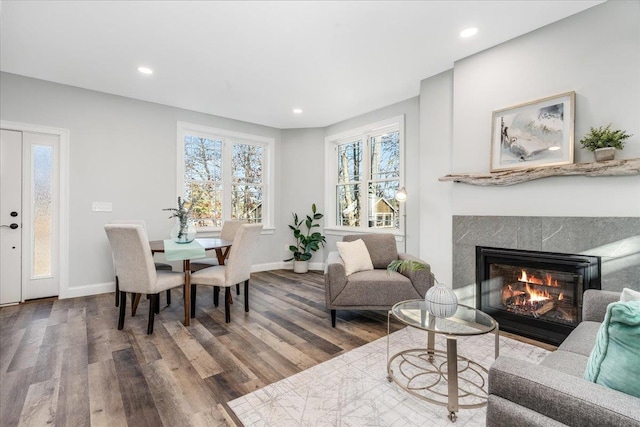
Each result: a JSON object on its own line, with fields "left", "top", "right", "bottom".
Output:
{"left": 164, "top": 196, "right": 196, "bottom": 243}
{"left": 285, "top": 204, "right": 326, "bottom": 273}
{"left": 579, "top": 124, "right": 632, "bottom": 162}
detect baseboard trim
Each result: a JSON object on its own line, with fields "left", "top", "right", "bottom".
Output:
{"left": 64, "top": 264, "right": 326, "bottom": 300}
{"left": 65, "top": 281, "right": 115, "bottom": 299}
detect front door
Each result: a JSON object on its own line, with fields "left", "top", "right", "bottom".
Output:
{"left": 0, "top": 130, "right": 23, "bottom": 304}
{"left": 0, "top": 129, "right": 61, "bottom": 304}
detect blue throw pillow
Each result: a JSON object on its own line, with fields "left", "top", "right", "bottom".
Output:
{"left": 584, "top": 301, "right": 640, "bottom": 397}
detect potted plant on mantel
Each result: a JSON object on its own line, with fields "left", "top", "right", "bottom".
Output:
{"left": 579, "top": 124, "right": 633, "bottom": 162}
{"left": 285, "top": 204, "right": 326, "bottom": 273}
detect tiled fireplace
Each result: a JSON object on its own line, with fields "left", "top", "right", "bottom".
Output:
{"left": 452, "top": 216, "right": 640, "bottom": 344}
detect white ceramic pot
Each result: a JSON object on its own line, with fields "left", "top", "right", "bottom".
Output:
{"left": 594, "top": 147, "right": 616, "bottom": 162}
{"left": 425, "top": 284, "right": 458, "bottom": 318}
{"left": 293, "top": 260, "right": 309, "bottom": 273}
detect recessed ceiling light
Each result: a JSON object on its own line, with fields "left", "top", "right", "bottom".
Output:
{"left": 138, "top": 66, "right": 153, "bottom": 75}
{"left": 293, "top": 108, "right": 303, "bottom": 114}
{"left": 460, "top": 27, "right": 478, "bottom": 38}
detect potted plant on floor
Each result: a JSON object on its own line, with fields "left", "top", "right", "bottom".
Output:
{"left": 579, "top": 124, "right": 632, "bottom": 162}
{"left": 285, "top": 204, "right": 326, "bottom": 273}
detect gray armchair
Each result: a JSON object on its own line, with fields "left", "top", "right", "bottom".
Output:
{"left": 324, "top": 234, "right": 435, "bottom": 327}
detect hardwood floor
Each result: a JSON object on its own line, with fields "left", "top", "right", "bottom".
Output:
{"left": 0, "top": 270, "right": 403, "bottom": 427}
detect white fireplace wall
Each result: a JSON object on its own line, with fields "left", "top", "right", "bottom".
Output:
{"left": 419, "top": 1, "right": 640, "bottom": 290}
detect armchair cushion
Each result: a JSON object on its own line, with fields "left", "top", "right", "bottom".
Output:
{"left": 343, "top": 234, "right": 398, "bottom": 268}
{"left": 336, "top": 239, "right": 373, "bottom": 276}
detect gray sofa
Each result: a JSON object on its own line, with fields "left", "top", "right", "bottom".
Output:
{"left": 324, "top": 234, "right": 435, "bottom": 327}
{"left": 487, "top": 289, "right": 640, "bottom": 427}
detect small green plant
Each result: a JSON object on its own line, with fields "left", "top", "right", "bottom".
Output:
{"left": 387, "top": 260, "right": 438, "bottom": 283}
{"left": 285, "top": 204, "right": 326, "bottom": 262}
{"left": 579, "top": 124, "right": 632, "bottom": 151}
{"left": 163, "top": 196, "right": 193, "bottom": 240}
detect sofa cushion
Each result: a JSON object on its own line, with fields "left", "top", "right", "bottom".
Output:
{"left": 343, "top": 234, "right": 398, "bottom": 269}
{"left": 557, "top": 321, "right": 601, "bottom": 357}
{"left": 621, "top": 287, "right": 640, "bottom": 302}
{"left": 336, "top": 239, "right": 374, "bottom": 276}
{"left": 540, "top": 350, "right": 589, "bottom": 378}
{"left": 584, "top": 301, "right": 640, "bottom": 398}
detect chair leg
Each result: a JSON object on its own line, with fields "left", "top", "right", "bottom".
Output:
{"left": 154, "top": 294, "right": 160, "bottom": 314}
{"left": 148, "top": 294, "right": 157, "bottom": 335}
{"left": 166, "top": 289, "right": 171, "bottom": 306}
{"left": 224, "top": 287, "right": 231, "bottom": 323}
{"left": 115, "top": 276, "right": 119, "bottom": 307}
{"left": 213, "top": 286, "right": 220, "bottom": 307}
{"left": 244, "top": 280, "right": 249, "bottom": 312}
{"left": 118, "top": 291, "right": 127, "bottom": 330}
{"left": 236, "top": 283, "right": 240, "bottom": 295}
{"left": 331, "top": 309, "right": 337, "bottom": 328}
{"left": 190, "top": 284, "right": 196, "bottom": 319}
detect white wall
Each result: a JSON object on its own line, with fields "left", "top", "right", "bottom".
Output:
{"left": 419, "top": 70, "right": 454, "bottom": 285}
{"left": 279, "top": 128, "right": 326, "bottom": 269}
{"left": 323, "top": 97, "right": 421, "bottom": 255}
{"left": 419, "top": 0, "right": 640, "bottom": 285}
{"left": 0, "top": 72, "right": 283, "bottom": 297}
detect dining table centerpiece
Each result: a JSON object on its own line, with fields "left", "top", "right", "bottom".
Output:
{"left": 164, "top": 196, "right": 197, "bottom": 243}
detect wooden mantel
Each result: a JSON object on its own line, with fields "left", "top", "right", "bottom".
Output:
{"left": 438, "top": 158, "right": 640, "bottom": 186}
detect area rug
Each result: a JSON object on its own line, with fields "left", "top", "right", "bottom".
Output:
{"left": 228, "top": 327, "right": 550, "bottom": 426}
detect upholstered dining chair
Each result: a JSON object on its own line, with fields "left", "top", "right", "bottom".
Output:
{"left": 190, "top": 219, "right": 245, "bottom": 271}
{"left": 190, "top": 223, "right": 263, "bottom": 323}
{"left": 190, "top": 219, "right": 246, "bottom": 294}
{"left": 104, "top": 224, "right": 186, "bottom": 334}
{"left": 109, "top": 219, "right": 173, "bottom": 307}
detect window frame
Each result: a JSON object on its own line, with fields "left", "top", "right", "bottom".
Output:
{"left": 177, "top": 121, "right": 275, "bottom": 234}
{"left": 324, "top": 115, "right": 405, "bottom": 236}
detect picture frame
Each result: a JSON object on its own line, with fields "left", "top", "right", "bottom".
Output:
{"left": 490, "top": 91, "right": 575, "bottom": 172}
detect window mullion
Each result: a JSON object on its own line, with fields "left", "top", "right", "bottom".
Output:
{"left": 361, "top": 135, "right": 371, "bottom": 230}
{"left": 222, "top": 139, "right": 232, "bottom": 221}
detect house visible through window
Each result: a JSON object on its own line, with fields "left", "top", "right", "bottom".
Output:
{"left": 178, "top": 122, "right": 273, "bottom": 231}
{"left": 327, "top": 116, "right": 403, "bottom": 231}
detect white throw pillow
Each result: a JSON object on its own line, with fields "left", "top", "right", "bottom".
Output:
{"left": 336, "top": 239, "right": 374, "bottom": 276}
{"left": 620, "top": 287, "right": 640, "bottom": 302}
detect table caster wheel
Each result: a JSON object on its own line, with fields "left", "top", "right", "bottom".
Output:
{"left": 448, "top": 412, "right": 457, "bottom": 422}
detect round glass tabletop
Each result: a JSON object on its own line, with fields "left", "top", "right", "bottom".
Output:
{"left": 391, "top": 299, "right": 497, "bottom": 336}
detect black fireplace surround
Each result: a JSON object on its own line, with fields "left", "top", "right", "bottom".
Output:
{"left": 476, "top": 246, "right": 600, "bottom": 345}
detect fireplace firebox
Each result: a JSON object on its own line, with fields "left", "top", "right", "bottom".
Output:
{"left": 476, "top": 247, "right": 600, "bottom": 345}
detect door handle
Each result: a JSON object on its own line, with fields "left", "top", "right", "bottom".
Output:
{"left": 0, "top": 223, "right": 19, "bottom": 229}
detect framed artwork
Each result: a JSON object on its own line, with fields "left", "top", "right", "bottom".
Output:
{"left": 490, "top": 91, "right": 575, "bottom": 172}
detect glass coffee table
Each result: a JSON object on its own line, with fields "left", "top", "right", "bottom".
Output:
{"left": 387, "top": 299, "right": 499, "bottom": 422}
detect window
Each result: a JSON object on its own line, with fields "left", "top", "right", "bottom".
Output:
{"left": 177, "top": 122, "right": 274, "bottom": 231}
{"left": 326, "top": 116, "right": 404, "bottom": 232}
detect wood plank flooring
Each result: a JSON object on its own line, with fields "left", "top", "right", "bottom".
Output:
{"left": 0, "top": 270, "right": 403, "bottom": 427}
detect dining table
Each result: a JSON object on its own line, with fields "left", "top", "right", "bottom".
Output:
{"left": 147, "top": 237, "right": 233, "bottom": 326}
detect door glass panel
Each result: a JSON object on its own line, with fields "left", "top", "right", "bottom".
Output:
{"left": 33, "top": 145, "right": 53, "bottom": 277}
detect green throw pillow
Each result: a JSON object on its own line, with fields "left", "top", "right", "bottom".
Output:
{"left": 584, "top": 301, "right": 640, "bottom": 398}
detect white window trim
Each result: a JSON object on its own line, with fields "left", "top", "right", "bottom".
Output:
{"left": 176, "top": 121, "right": 275, "bottom": 233}
{"left": 324, "top": 115, "right": 405, "bottom": 236}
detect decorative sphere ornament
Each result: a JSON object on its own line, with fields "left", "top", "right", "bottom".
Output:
{"left": 425, "top": 284, "right": 458, "bottom": 318}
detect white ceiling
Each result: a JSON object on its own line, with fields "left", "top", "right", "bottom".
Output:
{"left": 1, "top": 1, "right": 603, "bottom": 129}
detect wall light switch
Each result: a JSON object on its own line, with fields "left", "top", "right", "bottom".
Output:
{"left": 92, "top": 202, "right": 112, "bottom": 212}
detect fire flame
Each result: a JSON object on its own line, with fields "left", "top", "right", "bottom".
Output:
{"left": 525, "top": 282, "right": 551, "bottom": 303}
{"left": 518, "top": 270, "right": 558, "bottom": 287}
